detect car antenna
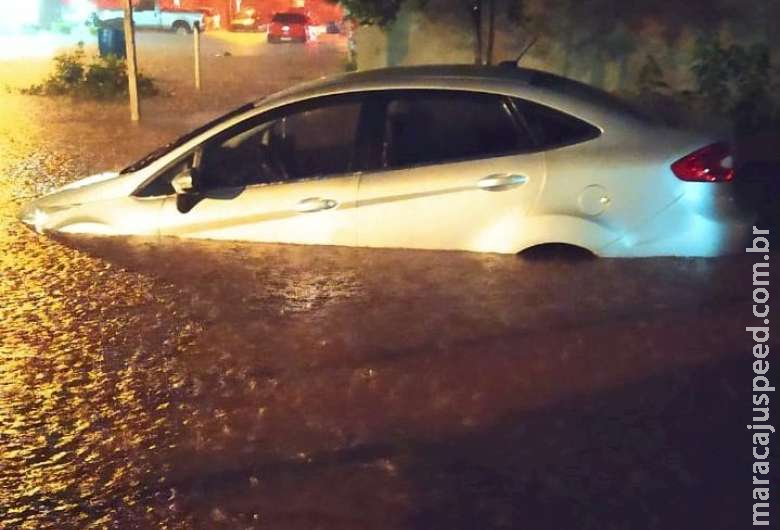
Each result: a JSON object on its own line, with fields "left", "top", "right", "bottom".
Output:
{"left": 500, "top": 34, "right": 539, "bottom": 68}
{"left": 515, "top": 34, "right": 539, "bottom": 65}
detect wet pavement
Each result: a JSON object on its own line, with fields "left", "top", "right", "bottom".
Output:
{"left": 0, "top": 30, "right": 348, "bottom": 93}
{"left": 0, "top": 34, "right": 777, "bottom": 530}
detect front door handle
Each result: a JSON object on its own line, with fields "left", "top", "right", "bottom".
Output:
{"left": 295, "top": 197, "right": 338, "bottom": 213}
{"left": 477, "top": 173, "right": 528, "bottom": 192}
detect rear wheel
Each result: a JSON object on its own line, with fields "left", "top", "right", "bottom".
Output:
{"left": 172, "top": 21, "right": 191, "bottom": 35}
{"left": 519, "top": 243, "right": 596, "bottom": 261}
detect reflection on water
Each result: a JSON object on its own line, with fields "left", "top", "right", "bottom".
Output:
{"left": 0, "top": 226, "right": 195, "bottom": 528}
{"left": 2, "top": 220, "right": 760, "bottom": 529}
{"left": 0, "top": 94, "right": 768, "bottom": 529}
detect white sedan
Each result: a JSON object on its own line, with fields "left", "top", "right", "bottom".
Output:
{"left": 20, "top": 65, "right": 754, "bottom": 257}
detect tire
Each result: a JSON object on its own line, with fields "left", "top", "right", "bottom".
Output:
{"left": 172, "top": 21, "right": 191, "bottom": 35}
{"left": 267, "top": 35, "right": 277, "bottom": 44}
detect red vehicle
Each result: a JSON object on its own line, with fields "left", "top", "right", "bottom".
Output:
{"left": 267, "top": 12, "right": 310, "bottom": 43}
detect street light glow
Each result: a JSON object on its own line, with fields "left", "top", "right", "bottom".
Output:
{"left": 0, "top": 0, "right": 39, "bottom": 32}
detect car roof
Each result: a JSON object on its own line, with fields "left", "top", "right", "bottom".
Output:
{"left": 260, "top": 65, "right": 535, "bottom": 102}
{"left": 272, "top": 12, "right": 308, "bottom": 18}
{"left": 256, "top": 65, "right": 651, "bottom": 127}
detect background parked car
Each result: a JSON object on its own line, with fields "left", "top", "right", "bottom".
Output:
{"left": 95, "top": 0, "right": 207, "bottom": 34}
{"left": 267, "top": 12, "right": 310, "bottom": 44}
{"left": 229, "top": 7, "right": 266, "bottom": 32}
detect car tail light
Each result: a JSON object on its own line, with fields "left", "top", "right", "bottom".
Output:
{"left": 671, "top": 142, "right": 734, "bottom": 182}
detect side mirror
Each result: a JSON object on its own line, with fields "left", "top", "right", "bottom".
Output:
{"left": 171, "top": 168, "right": 195, "bottom": 195}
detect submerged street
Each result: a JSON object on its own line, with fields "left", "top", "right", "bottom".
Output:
{"left": 0, "top": 30, "right": 775, "bottom": 530}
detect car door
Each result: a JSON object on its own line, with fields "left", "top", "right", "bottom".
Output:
{"left": 133, "top": 0, "right": 158, "bottom": 28}
{"left": 356, "top": 89, "right": 546, "bottom": 253}
{"left": 154, "top": 95, "right": 365, "bottom": 246}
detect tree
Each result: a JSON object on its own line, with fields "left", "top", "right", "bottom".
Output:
{"left": 330, "top": 0, "right": 406, "bottom": 26}
{"left": 330, "top": 0, "right": 528, "bottom": 65}
{"left": 637, "top": 54, "right": 668, "bottom": 95}
{"left": 331, "top": 0, "right": 753, "bottom": 73}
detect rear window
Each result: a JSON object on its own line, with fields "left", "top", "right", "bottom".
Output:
{"left": 512, "top": 98, "right": 601, "bottom": 149}
{"left": 525, "top": 69, "right": 659, "bottom": 123}
{"left": 272, "top": 13, "right": 308, "bottom": 24}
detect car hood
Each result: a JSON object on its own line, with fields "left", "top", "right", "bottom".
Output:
{"left": 31, "top": 171, "right": 141, "bottom": 209}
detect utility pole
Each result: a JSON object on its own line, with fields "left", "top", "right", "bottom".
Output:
{"left": 486, "top": 0, "right": 496, "bottom": 65}
{"left": 122, "top": 0, "right": 141, "bottom": 122}
{"left": 194, "top": 23, "right": 201, "bottom": 90}
{"left": 470, "top": 0, "right": 484, "bottom": 65}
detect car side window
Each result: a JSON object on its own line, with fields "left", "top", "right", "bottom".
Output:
{"left": 270, "top": 102, "right": 361, "bottom": 179}
{"left": 138, "top": 154, "right": 194, "bottom": 197}
{"left": 198, "top": 99, "right": 362, "bottom": 190}
{"left": 382, "top": 91, "right": 532, "bottom": 169}
{"left": 512, "top": 98, "right": 601, "bottom": 149}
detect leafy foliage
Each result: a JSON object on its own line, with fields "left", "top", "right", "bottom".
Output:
{"left": 22, "top": 43, "right": 157, "bottom": 100}
{"left": 334, "top": 0, "right": 528, "bottom": 64}
{"left": 328, "top": 0, "right": 407, "bottom": 26}
{"left": 691, "top": 36, "right": 775, "bottom": 130}
{"left": 335, "top": 0, "right": 776, "bottom": 132}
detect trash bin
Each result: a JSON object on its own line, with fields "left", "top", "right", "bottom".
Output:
{"left": 96, "top": 18, "right": 126, "bottom": 59}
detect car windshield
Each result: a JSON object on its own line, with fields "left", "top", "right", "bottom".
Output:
{"left": 272, "top": 13, "right": 307, "bottom": 24}
{"left": 120, "top": 102, "right": 255, "bottom": 174}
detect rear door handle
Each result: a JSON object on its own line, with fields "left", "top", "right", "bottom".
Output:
{"left": 477, "top": 173, "right": 528, "bottom": 192}
{"left": 296, "top": 197, "right": 338, "bottom": 213}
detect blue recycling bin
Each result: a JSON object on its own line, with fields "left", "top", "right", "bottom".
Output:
{"left": 97, "top": 19, "right": 126, "bottom": 59}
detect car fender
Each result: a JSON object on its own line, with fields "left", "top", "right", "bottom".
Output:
{"left": 516, "top": 214, "right": 621, "bottom": 255}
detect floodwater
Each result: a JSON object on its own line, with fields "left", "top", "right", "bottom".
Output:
{"left": 0, "top": 34, "right": 775, "bottom": 530}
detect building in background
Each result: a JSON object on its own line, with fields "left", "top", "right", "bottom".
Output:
{"left": 0, "top": 0, "right": 91, "bottom": 32}
{"left": 225, "top": 0, "right": 342, "bottom": 24}
{"left": 178, "top": 0, "right": 342, "bottom": 25}
{"left": 0, "top": 0, "right": 342, "bottom": 33}
{"left": 0, "top": 1, "right": 40, "bottom": 32}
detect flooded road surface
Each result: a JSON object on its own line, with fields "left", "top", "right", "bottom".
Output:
{"left": 0, "top": 76, "right": 774, "bottom": 527}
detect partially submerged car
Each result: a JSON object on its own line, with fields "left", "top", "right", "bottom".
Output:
{"left": 19, "top": 65, "right": 754, "bottom": 257}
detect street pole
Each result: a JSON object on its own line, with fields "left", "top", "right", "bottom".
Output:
{"left": 470, "top": 1, "right": 483, "bottom": 65}
{"left": 194, "top": 23, "right": 201, "bottom": 90}
{"left": 122, "top": 0, "right": 140, "bottom": 122}
{"left": 486, "top": 0, "right": 496, "bottom": 65}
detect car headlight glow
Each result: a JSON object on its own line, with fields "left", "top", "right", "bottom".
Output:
{"left": 21, "top": 204, "right": 75, "bottom": 234}
{"left": 22, "top": 208, "right": 50, "bottom": 234}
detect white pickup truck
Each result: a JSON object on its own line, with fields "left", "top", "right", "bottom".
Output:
{"left": 96, "top": 2, "right": 207, "bottom": 34}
